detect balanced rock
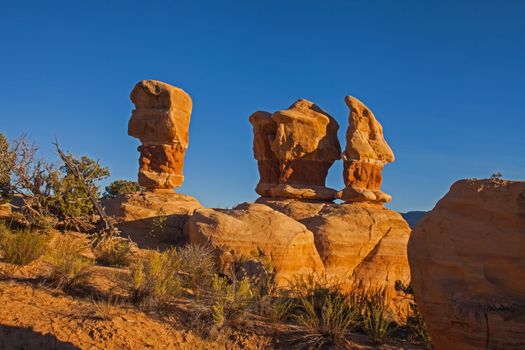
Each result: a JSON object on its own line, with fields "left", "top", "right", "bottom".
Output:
{"left": 341, "top": 96, "right": 394, "bottom": 203}
{"left": 257, "top": 198, "right": 411, "bottom": 293}
{"left": 409, "top": 179, "right": 525, "bottom": 350}
{"left": 128, "top": 80, "right": 192, "bottom": 191}
{"left": 250, "top": 99, "right": 340, "bottom": 200}
{"left": 184, "top": 203, "right": 325, "bottom": 285}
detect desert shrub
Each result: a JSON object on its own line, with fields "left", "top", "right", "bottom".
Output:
{"left": 262, "top": 296, "right": 297, "bottom": 323}
{"left": 1, "top": 134, "right": 110, "bottom": 231}
{"left": 360, "top": 287, "right": 397, "bottom": 344}
{"left": 290, "top": 285, "right": 359, "bottom": 350}
{"left": 190, "top": 274, "right": 256, "bottom": 339}
{"left": 0, "top": 133, "right": 16, "bottom": 204}
{"left": 177, "top": 244, "right": 216, "bottom": 292}
{"left": 50, "top": 154, "right": 110, "bottom": 229}
{"left": 148, "top": 208, "right": 168, "bottom": 239}
{"left": 129, "top": 249, "right": 183, "bottom": 309}
{"left": 395, "top": 281, "right": 433, "bottom": 348}
{"left": 46, "top": 235, "right": 94, "bottom": 291}
{"left": 490, "top": 172, "right": 503, "bottom": 180}
{"left": 103, "top": 179, "right": 143, "bottom": 199}
{"left": 0, "top": 224, "right": 47, "bottom": 265}
{"left": 94, "top": 238, "right": 133, "bottom": 267}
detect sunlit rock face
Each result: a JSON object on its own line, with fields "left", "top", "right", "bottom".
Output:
{"left": 409, "top": 179, "right": 525, "bottom": 350}
{"left": 341, "top": 96, "right": 394, "bottom": 204}
{"left": 249, "top": 99, "right": 341, "bottom": 201}
{"left": 128, "top": 80, "right": 192, "bottom": 191}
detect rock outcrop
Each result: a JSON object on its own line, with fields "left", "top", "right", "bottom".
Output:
{"left": 250, "top": 99, "right": 341, "bottom": 200}
{"left": 409, "top": 179, "right": 525, "bottom": 350}
{"left": 105, "top": 192, "right": 202, "bottom": 249}
{"left": 184, "top": 203, "right": 325, "bottom": 285}
{"left": 341, "top": 96, "right": 394, "bottom": 203}
{"left": 257, "top": 198, "right": 411, "bottom": 292}
{"left": 128, "top": 80, "right": 192, "bottom": 191}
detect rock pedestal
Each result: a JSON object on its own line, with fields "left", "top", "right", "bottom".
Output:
{"left": 256, "top": 198, "right": 411, "bottom": 293}
{"left": 409, "top": 179, "right": 525, "bottom": 350}
{"left": 250, "top": 99, "right": 341, "bottom": 201}
{"left": 128, "top": 80, "right": 192, "bottom": 191}
{"left": 341, "top": 96, "right": 394, "bottom": 203}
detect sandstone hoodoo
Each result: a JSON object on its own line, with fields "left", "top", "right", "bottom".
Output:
{"left": 105, "top": 80, "right": 201, "bottom": 246}
{"left": 409, "top": 179, "right": 525, "bottom": 350}
{"left": 128, "top": 80, "right": 192, "bottom": 191}
{"left": 249, "top": 99, "right": 341, "bottom": 201}
{"left": 341, "top": 96, "right": 394, "bottom": 203}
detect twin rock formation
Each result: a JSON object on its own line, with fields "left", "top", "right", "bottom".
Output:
{"left": 250, "top": 96, "right": 393, "bottom": 203}
{"left": 110, "top": 80, "right": 410, "bottom": 300}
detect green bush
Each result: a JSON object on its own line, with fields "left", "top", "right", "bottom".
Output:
{"left": 0, "top": 224, "right": 47, "bottom": 265}
{"left": 46, "top": 235, "right": 94, "bottom": 291}
{"left": 103, "top": 179, "right": 143, "bottom": 199}
{"left": 94, "top": 238, "right": 133, "bottom": 267}
{"left": 50, "top": 155, "right": 110, "bottom": 225}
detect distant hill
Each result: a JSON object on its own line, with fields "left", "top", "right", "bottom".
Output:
{"left": 400, "top": 211, "right": 428, "bottom": 228}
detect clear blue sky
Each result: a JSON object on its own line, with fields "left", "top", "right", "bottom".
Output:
{"left": 1, "top": 0, "right": 524, "bottom": 212}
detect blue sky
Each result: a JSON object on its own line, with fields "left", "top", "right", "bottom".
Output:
{"left": 1, "top": 0, "right": 524, "bottom": 212}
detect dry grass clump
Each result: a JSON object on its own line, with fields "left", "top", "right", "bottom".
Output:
{"left": 292, "top": 291, "right": 358, "bottom": 349}
{"left": 278, "top": 275, "right": 359, "bottom": 349}
{"left": 0, "top": 223, "right": 47, "bottom": 265}
{"left": 94, "top": 238, "right": 133, "bottom": 267}
{"left": 90, "top": 292, "right": 124, "bottom": 321}
{"left": 358, "top": 286, "right": 397, "bottom": 344}
{"left": 46, "top": 235, "right": 94, "bottom": 291}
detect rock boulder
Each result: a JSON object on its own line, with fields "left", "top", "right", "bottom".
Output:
{"left": 409, "top": 179, "right": 525, "bottom": 350}
{"left": 184, "top": 203, "right": 325, "bottom": 285}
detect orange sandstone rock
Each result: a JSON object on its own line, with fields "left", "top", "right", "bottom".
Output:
{"left": 341, "top": 96, "right": 394, "bottom": 203}
{"left": 257, "top": 198, "right": 411, "bottom": 293}
{"left": 250, "top": 99, "right": 340, "bottom": 200}
{"left": 128, "top": 80, "right": 192, "bottom": 191}
{"left": 249, "top": 111, "right": 280, "bottom": 187}
{"left": 184, "top": 203, "right": 325, "bottom": 286}
{"left": 409, "top": 179, "right": 525, "bottom": 350}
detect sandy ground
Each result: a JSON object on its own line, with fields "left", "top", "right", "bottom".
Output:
{"left": 0, "top": 234, "right": 425, "bottom": 350}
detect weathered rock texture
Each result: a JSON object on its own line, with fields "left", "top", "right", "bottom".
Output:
{"left": 341, "top": 96, "right": 394, "bottom": 203}
{"left": 184, "top": 203, "right": 325, "bottom": 285}
{"left": 128, "top": 80, "right": 192, "bottom": 191}
{"left": 250, "top": 99, "right": 341, "bottom": 200}
{"left": 105, "top": 192, "right": 202, "bottom": 249}
{"left": 257, "top": 198, "right": 411, "bottom": 292}
{"left": 409, "top": 179, "right": 525, "bottom": 350}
